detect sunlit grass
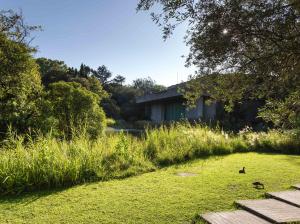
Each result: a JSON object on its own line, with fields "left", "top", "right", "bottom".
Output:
{"left": 144, "top": 124, "right": 299, "bottom": 165}
{"left": 0, "top": 133, "right": 153, "bottom": 195}
{"left": 0, "top": 123, "right": 299, "bottom": 195}
{"left": 0, "top": 153, "right": 300, "bottom": 224}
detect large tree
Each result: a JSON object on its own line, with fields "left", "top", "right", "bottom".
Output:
{"left": 0, "top": 10, "right": 43, "bottom": 136}
{"left": 92, "top": 65, "right": 113, "bottom": 86}
{"left": 138, "top": 0, "right": 300, "bottom": 128}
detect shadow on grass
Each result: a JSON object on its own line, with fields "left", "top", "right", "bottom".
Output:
{"left": 0, "top": 156, "right": 221, "bottom": 206}
{"left": 0, "top": 167, "right": 160, "bottom": 206}
{"left": 159, "top": 153, "right": 231, "bottom": 170}
{"left": 0, "top": 186, "right": 69, "bottom": 206}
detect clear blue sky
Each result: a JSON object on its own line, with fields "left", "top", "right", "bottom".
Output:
{"left": 2, "top": 0, "right": 195, "bottom": 86}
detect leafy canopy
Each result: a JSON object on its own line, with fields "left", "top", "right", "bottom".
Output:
{"left": 0, "top": 32, "right": 42, "bottom": 134}
{"left": 39, "top": 81, "right": 106, "bottom": 139}
{"left": 138, "top": 0, "right": 300, "bottom": 128}
{"left": 36, "top": 58, "right": 108, "bottom": 99}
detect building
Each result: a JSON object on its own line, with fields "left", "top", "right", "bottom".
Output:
{"left": 136, "top": 84, "right": 220, "bottom": 123}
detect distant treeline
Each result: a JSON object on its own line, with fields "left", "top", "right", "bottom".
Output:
{"left": 0, "top": 10, "right": 165, "bottom": 139}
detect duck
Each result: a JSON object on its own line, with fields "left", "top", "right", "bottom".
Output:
{"left": 253, "top": 181, "right": 264, "bottom": 189}
{"left": 239, "top": 167, "right": 246, "bottom": 174}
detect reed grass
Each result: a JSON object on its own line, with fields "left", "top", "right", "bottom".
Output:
{"left": 0, "top": 123, "right": 299, "bottom": 195}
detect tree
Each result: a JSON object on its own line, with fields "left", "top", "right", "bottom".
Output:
{"left": 39, "top": 82, "right": 106, "bottom": 139}
{"left": 36, "top": 58, "right": 108, "bottom": 99}
{"left": 0, "top": 10, "right": 41, "bottom": 44}
{"left": 36, "top": 58, "right": 145, "bottom": 122}
{"left": 79, "top": 63, "right": 92, "bottom": 78}
{"left": 133, "top": 77, "right": 166, "bottom": 95}
{"left": 36, "top": 57, "right": 70, "bottom": 87}
{"left": 92, "top": 65, "right": 113, "bottom": 85}
{"left": 138, "top": 0, "right": 300, "bottom": 128}
{"left": 112, "top": 75, "right": 126, "bottom": 86}
{"left": 259, "top": 90, "right": 300, "bottom": 129}
{"left": 0, "top": 32, "right": 42, "bottom": 135}
{"left": 109, "top": 85, "right": 144, "bottom": 121}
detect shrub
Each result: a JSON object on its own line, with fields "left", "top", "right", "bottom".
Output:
{"left": 37, "top": 81, "right": 106, "bottom": 139}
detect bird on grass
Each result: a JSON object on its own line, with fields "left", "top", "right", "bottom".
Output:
{"left": 239, "top": 167, "right": 246, "bottom": 174}
{"left": 253, "top": 181, "right": 265, "bottom": 189}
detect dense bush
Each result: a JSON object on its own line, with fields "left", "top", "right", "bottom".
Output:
{"left": 0, "top": 33, "right": 42, "bottom": 135}
{"left": 36, "top": 81, "right": 106, "bottom": 139}
{"left": 0, "top": 124, "right": 299, "bottom": 195}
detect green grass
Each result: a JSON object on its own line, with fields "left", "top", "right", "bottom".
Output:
{"left": 0, "top": 124, "right": 299, "bottom": 195}
{"left": 0, "top": 133, "right": 154, "bottom": 195}
{"left": 1, "top": 153, "right": 300, "bottom": 224}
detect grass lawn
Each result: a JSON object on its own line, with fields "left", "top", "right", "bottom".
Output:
{"left": 1, "top": 152, "right": 300, "bottom": 224}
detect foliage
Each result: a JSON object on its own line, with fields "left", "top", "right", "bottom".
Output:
{"left": 138, "top": 0, "right": 300, "bottom": 127}
{"left": 0, "top": 10, "right": 41, "bottom": 44}
{"left": 0, "top": 33, "right": 42, "bottom": 135}
{"left": 0, "top": 124, "right": 299, "bottom": 195}
{"left": 133, "top": 76, "right": 166, "bottom": 96}
{"left": 90, "top": 66, "right": 141, "bottom": 121}
{"left": 138, "top": 0, "right": 300, "bottom": 77}
{"left": 36, "top": 57, "right": 69, "bottom": 87}
{"left": 92, "top": 65, "right": 113, "bottom": 85}
{"left": 36, "top": 58, "right": 142, "bottom": 122}
{"left": 259, "top": 90, "right": 300, "bottom": 129}
{"left": 112, "top": 75, "right": 126, "bottom": 86}
{"left": 183, "top": 73, "right": 253, "bottom": 110}
{"left": 108, "top": 85, "right": 144, "bottom": 121}
{"left": 36, "top": 58, "right": 108, "bottom": 98}
{"left": 37, "top": 82, "right": 106, "bottom": 139}
{"left": 106, "top": 118, "right": 116, "bottom": 127}
{"left": 90, "top": 65, "right": 126, "bottom": 87}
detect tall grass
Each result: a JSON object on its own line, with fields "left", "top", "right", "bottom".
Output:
{"left": 144, "top": 124, "right": 248, "bottom": 165}
{"left": 144, "top": 124, "right": 300, "bottom": 166}
{"left": 0, "top": 124, "right": 299, "bottom": 195}
{"left": 0, "top": 133, "right": 153, "bottom": 195}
